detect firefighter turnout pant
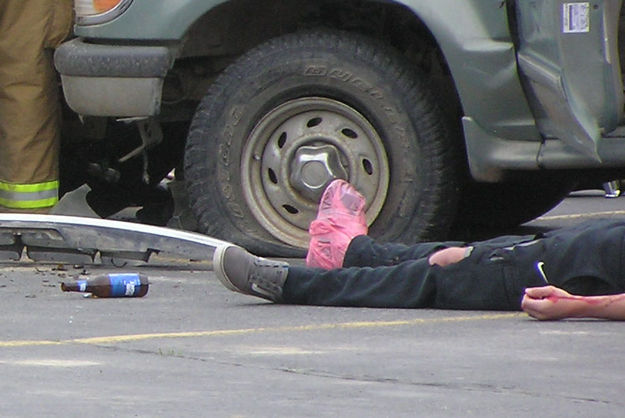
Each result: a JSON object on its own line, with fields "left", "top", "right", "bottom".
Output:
{"left": 0, "top": 0, "right": 73, "bottom": 212}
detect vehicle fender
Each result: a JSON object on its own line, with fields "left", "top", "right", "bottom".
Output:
{"left": 402, "top": 0, "right": 540, "bottom": 141}
{"left": 74, "top": 0, "right": 228, "bottom": 40}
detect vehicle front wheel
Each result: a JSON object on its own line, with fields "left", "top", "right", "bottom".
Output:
{"left": 184, "top": 30, "right": 459, "bottom": 256}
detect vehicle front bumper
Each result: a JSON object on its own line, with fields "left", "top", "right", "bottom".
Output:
{"left": 54, "top": 38, "right": 174, "bottom": 117}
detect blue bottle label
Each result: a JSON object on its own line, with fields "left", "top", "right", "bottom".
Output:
{"left": 108, "top": 273, "right": 142, "bottom": 297}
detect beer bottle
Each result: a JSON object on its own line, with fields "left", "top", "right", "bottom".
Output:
{"left": 61, "top": 273, "right": 149, "bottom": 298}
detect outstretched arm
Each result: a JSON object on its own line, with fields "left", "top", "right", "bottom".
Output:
{"left": 521, "top": 286, "right": 625, "bottom": 320}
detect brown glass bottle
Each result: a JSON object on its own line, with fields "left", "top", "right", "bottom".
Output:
{"left": 61, "top": 273, "right": 149, "bottom": 297}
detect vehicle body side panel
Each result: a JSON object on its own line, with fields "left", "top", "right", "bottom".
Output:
{"left": 515, "top": 0, "right": 624, "bottom": 158}
{"left": 403, "top": 0, "right": 540, "bottom": 142}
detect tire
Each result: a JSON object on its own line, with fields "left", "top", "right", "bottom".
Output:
{"left": 453, "top": 178, "right": 575, "bottom": 230}
{"left": 184, "top": 30, "right": 459, "bottom": 256}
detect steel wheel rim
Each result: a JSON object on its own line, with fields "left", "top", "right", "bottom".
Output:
{"left": 241, "top": 97, "right": 389, "bottom": 247}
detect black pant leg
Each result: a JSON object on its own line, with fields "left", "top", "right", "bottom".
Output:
{"left": 284, "top": 242, "right": 542, "bottom": 310}
{"left": 343, "top": 235, "right": 466, "bottom": 268}
{"left": 283, "top": 260, "right": 438, "bottom": 308}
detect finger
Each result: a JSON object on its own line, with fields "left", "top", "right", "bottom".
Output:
{"left": 522, "top": 300, "right": 551, "bottom": 320}
{"left": 525, "top": 286, "right": 554, "bottom": 298}
{"left": 521, "top": 304, "right": 543, "bottom": 319}
{"left": 521, "top": 295, "right": 539, "bottom": 311}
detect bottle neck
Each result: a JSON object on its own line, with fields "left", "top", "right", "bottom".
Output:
{"left": 61, "top": 280, "right": 88, "bottom": 292}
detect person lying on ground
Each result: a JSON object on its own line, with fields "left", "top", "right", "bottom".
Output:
{"left": 213, "top": 179, "right": 625, "bottom": 321}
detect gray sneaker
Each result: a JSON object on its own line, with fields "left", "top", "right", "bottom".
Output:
{"left": 213, "top": 244, "right": 289, "bottom": 302}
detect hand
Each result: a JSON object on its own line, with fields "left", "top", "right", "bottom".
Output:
{"left": 428, "top": 247, "right": 470, "bottom": 267}
{"left": 521, "top": 286, "right": 581, "bottom": 320}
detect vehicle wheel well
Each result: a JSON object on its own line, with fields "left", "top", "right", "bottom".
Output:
{"left": 169, "top": 0, "right": 465, "bottom": 151}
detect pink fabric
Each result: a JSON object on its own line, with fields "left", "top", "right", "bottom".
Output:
{"left": 306, "top": 179, "right": 368, "bottom": 269}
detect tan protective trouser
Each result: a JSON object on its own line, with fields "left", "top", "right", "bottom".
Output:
{"left": 0, "top": 0, "right": 73, "bottom": 212}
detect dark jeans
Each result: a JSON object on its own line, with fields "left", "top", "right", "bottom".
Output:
{"left": 283, "top": 222, "right": 625, "bottom": 309}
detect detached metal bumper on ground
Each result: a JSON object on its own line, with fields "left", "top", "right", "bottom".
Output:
{"left": 0, "top": 213, "right": 227, "bottom": 264}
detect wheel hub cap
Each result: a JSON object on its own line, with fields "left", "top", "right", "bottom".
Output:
{"left": 290, "top": 145, "right": 348, "bottom": 202}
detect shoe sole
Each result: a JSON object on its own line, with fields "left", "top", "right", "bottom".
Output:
{"left": 212, "top": 244, "right": 241, "bottom": 293}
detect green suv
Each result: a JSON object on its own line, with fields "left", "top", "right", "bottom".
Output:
{"left": 55, "top": 0, "right": 625, "bottom": 255}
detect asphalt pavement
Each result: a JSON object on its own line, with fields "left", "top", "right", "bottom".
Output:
{"left": 1, "top": 189, "right": 624, "bottom": 417}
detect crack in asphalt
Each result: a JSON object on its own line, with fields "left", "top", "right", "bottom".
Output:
{"left": 78, "top": 342, "right": 620, "bottom": 408}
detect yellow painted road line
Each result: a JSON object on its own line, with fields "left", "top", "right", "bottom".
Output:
{"left": 0, "top": 340, "right": 64, "bottom": 348}
{"left": 0, "top": 312, "right": 523, "bottom": 348}
{"left": 538, "top": 210, "right": 625, "bottom": 221}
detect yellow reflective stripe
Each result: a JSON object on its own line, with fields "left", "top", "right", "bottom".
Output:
{"left": 0, "top": 180, "right": 59, "bottom": 209}
{"left": 0, "top": 180, "right": 59, "bottom": 192}
{"left": 0, "top": 197, "right": 58, "bottom": 209}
